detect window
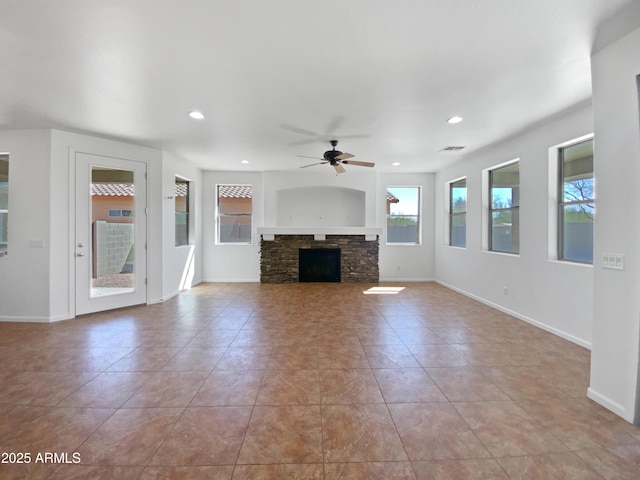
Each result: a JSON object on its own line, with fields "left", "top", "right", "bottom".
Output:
{"left": 0, "top": 154, "right": 8, "bottom": 256}
{"left": 449, "top": 178, "right": 466, "bottom": 247}
{"left": 108, "top": 209, "right": 133, "bottom": 218}
{"left": 175, "top": 177, "right": 190, "bottom": 246}
{"left": 387, "top": 186, "right": 420, "bottom": 244}
{"left": 489, "top": 162, "right": 519, "bottom": 254}
{"left": 559, "top": 138, "right": 594, "bottom": 263}
{"left": 217, "top": 184, "right": 252, "bottom": 244}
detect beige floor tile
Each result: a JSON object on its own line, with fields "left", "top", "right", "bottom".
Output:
{"left": 411, "top": 459, "right": 509, "bottom": 480}
{"left": 321, "top": 368, "right": 385, "bottom": 404}
{"left": 0, "top": 282, "right": 637, "bottom": 476}
{"left": 237, "top": 405, "right": 323, "bottom": 464}
{"left": 374, "top": 368, "right": 448, "bottom": 403}
{"left": 150, "top": 407, "right": 252, "bottom": 465}
{"left": 322, "top": 404, "right": 408, "bottom": 462}
{"left": 78, "top": 408, "right": 183, "bottom": 465}
{"left": 497, "top": 452, "right": 603, "bottom": 479}
{"left": 257, "top": 369, "right": 321, "bottom": 405}
{"left": 425, "top": 367, "right": 510, "bottom": 402}
{"left": 191, "top": 370, "right": 264, "bottom": 406}
{"left": 388, "top": 403, "right": 490, "bottom": 461}
{"left": 324, "top": 461, "right": 417, "bottom": 479}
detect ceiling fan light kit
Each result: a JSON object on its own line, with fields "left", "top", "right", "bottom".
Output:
{"left": 297, "top": 140, "right": 375, "bottom": 174}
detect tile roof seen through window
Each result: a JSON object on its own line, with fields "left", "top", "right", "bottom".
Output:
{"left": 92, "top": 183, "right": 396, "bottom": 202}
{"left": 218, "top": 185, "right": 252, "bottom": 198}
{"left": 91, "top": 183, "right": 134, "bottom": 196}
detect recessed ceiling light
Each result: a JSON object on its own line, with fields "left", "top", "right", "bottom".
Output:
{"left": 392, "top": 162, "right": 401, "bottom": 166}
{"left": 241, "top": 160, "right": 249, "bottom": 164}
{"left": 447, "top": 116, "right": 463, "bottom": 124}
{"left": 188, "top": 110, "right": 205, "bottom": 120}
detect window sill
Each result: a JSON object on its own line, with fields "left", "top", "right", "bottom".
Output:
{"left": 547, "top": 259, "right": 593, "bottom": 268}
{"left": 483, "top": 250, "right": 520, "bottom": 257}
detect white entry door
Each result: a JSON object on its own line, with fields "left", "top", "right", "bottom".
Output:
{"left": 75, "top": 152, "right": 147, "bottom": 315}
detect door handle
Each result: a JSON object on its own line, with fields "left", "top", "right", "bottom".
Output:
{"left": 76, "top": 252, "right": 85, "bottom": 257}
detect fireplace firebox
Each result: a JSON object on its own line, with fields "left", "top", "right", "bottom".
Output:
{"left": 298, "top": 248, "right": 341, "bottom": 282}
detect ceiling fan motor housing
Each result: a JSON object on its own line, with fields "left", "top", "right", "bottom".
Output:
{"left": 323, "top": 149, "right": 343, "bottom": 164}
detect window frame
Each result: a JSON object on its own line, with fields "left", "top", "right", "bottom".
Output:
{"left": 386, "top": 186, "right": 422, "bottom": 245}
{"left": 448, "top": 177, "right": 467, "bottom": 248}
{"left": 0, "top": 153, "right": 8, "bottom": 257}
{"left": 216, "top": 184, "right": 253, "bottom": 245}
{"left": 175, "top": 177, "right": 190, "bottom": 247}
{"left": 488, "top": 161, "right": 520, "bottom": 255}
{"left": 557, "top": 138, "right": 594, "bottom": 264}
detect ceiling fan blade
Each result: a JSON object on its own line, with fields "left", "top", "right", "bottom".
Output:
{"left": 333, "top": 163, "right": 346, "bottom": 174}
{"left": 280, "top": 123, "right": 318, "bottom": 137}
{"left": 300, "top": 162, "right": 328, "bottom": 168}
{"left": 288, "top": 138, "right": 322, "bottom": 147}
{"left": 341, "top": 160, "right": 375, "bottom": 168}
{"left": 335, "top": 152, "right": 354, "bottom": 160}
{"left": 325, "top": 116, "right": 345, "bottom": 134}
{"left": 296, "top": 155, "right": 324, "bottom": 160}
{"left": 336, "top": 134, "right": 370, "bottom": 140}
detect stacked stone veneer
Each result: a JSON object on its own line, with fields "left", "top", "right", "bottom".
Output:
{"left": 260, "top": 234, "right": 379, "bottom": 283}
{"left": 93, "top": 221, "right": 134, "bottom": 277}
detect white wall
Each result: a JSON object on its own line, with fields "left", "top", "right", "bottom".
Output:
{"left": 263, "top": 170, "right": 378, "bottom": 227}
{"left": 378, "top": 172, "right": 435, "bottom": 281}
{"left": 202, "top": 171, "right": 264, "bottom": 282}
{"left": 276, "top": 186, "right": 366, "bottom": 227}
{"left": 201, "top": 169, "right": 434, "bottom": 282}
{"left": 434, "top": 103, "right": 595, "bottom": 347}
{"left": 589, "top": 25, "right": 640, "bottom": 423}
{"left": 0, "top": 130, "right": 52, "bottom": 321}
{"left": 161, "top": 151, "right": 203, "bottom": 300}
{"left": 50, "top": 130, "right": 164, "bottom": 314}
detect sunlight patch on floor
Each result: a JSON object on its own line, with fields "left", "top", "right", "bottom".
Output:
{"left": 363, "top": 286, "right": 406, "bottom": 295}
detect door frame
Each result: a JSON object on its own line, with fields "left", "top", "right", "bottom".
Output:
{"left": 69, "top": 149, "right": 149, "bottom": 316}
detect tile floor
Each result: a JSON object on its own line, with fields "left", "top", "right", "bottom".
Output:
{"left": 1, "top": 282, "right": 639, "bottom": 479}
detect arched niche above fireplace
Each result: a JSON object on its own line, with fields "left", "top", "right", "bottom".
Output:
{"left": 275, "top": 186, "right": 366, "bottom": 227}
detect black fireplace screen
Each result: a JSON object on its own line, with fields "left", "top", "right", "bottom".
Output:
{"left": 298, "top": 248, "right": 341, "bottom": 282}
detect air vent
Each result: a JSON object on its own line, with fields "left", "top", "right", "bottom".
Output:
{"left": 440, "top": 146, "right": 466, "bottom": 152}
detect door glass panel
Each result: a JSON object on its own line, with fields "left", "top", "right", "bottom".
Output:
{"left": 90, "top": 167, "right": 135, "bottom": 297}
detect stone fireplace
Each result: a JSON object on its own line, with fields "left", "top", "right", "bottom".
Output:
{"left": 258, "top": 228, "right": 381, "bottom": 283}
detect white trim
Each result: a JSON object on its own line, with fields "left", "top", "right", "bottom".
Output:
{"left": 436, "top": 279, "right": 592, "bottom": 349}
{"left": 379, "top": 277, "right": 435, "bottom": 282}
{"left": 202, "top": 277, "right": 261, "bottom": 283}
{"left": 587, "top": 388, "right": 633, "bottom": 423}
{"left": 0, "top": 314, "right": 72, "bottom": 323}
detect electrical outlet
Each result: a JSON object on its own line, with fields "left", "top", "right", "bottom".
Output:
{"left": 503, "top": 287, "right": 508, "bottom": 295}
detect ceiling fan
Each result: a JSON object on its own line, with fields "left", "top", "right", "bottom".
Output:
{"left": 297, "top": 140, "right": 375, "bottom": 174}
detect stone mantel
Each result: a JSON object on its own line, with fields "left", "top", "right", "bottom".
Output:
{"left": 257, "top": 227, "right": 382, "bottom": 241}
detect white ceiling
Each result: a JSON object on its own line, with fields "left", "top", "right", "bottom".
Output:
{"left": 0, "top": 0, "right": 633, "bottom": 173}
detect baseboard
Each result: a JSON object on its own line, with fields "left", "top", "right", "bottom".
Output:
{"left": 587, "top": 387, "right": 635, "bottom": 423}
{"left": 378, "top": 277, "right": 435, "bottom": 282}
{"left": 0, "top": 314, "right": 71, "bottom": 323}
{"left": 435, "top": 280, "right": 592, "bottom": 350}
{"left": 201, "top": 278, "right": 261, "bottom": 283}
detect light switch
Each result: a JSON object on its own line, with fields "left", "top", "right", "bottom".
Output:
{"left": 602, "top": 253, "right": 624, "bottom": 270}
